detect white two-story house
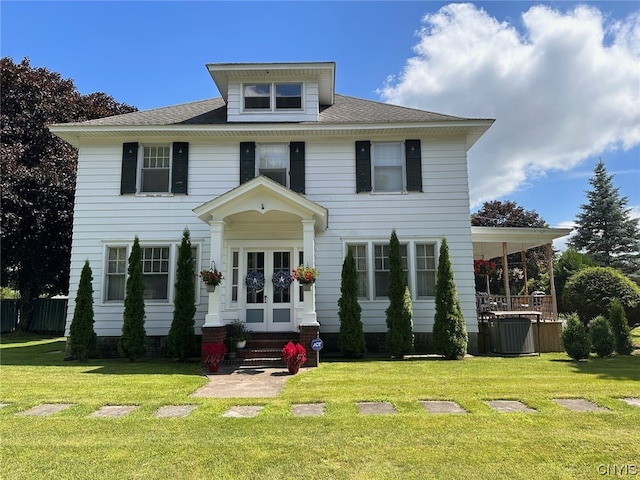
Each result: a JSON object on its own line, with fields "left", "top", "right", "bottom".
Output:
{"left": 51, "top": 61, "right": 505, "bottom": 357}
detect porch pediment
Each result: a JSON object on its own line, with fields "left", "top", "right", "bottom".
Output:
{"left": 193, "top": 176, "right": 328, "bottom": 230}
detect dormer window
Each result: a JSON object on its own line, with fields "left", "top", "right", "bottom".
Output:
{"left": 243, "top": 83, "right": 302, "bottom": 111}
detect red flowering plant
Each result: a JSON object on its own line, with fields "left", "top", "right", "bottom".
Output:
{"left": 291, "top": 265, "right": 319, "bottom": 285}
{"left": 281, "top": 341, "right": 307, "bottom": 374}
{"left": 201, "top": 342, "right": 227, "bottom": 372}
{"left": 473, "top": 259, "right": 498, "bottom": 276}
{"left": 200, "top": 267, "right": 224, "bottom": 286}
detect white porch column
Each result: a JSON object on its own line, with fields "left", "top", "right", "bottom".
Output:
{"left": 502, "top": 242, "right": 512, "bottom": 310}
{"left": 546, "top": 243, "right": 559, "bottom": 320}
{"left": 204, "top": 220, "right": 225, "bottom": 327}
{"left": 300, "top": 219, "right": 318, "bottom": 325}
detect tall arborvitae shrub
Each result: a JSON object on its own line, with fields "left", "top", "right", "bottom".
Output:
{"left": 119, "top": 236, "right": 146, "bottom": 361}
{"left": 167, "top": 228, "right": 196, "bottom": 361}
{"left": 433, "top": 238, "right": 467, "bottom": 359}
{"left": 609, "top": 299, "right": 634, "bottom": 355}
{"left": 385, "top": 230, "right": 414, "bottom": 358}
{"left": 561, "top": 313, "right": 590, "bottom": 360}
{"left": 338, "top": 249, "right": 366, "bottom": 358}
{"left": 589, "top": 315, "right": 615, "bottom": 357}
{"left": 68, "top": 260, "right": 97, "bottom": 361}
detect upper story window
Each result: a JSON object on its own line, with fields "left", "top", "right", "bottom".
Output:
{"left": 120, "top": 142, "right": 189, "bottom": 195}
{"left": 243, "top": 83, "right": 303, "bottom": 111}
{"left": 372, "top": 143, "right": 404, "bottom": 192}
{"left": 258, "top": 144, "right": 288, "bottom": 186}
{"left": 142, "top": 145, "right": 171, "bottom": 193}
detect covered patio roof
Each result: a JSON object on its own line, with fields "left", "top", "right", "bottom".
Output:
{"left": 472, "top": 226, "right": 572, "bottom": 260}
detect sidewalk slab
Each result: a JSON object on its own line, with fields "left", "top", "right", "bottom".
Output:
{"left": 222, "top": 405, "right": 264, "bottom": 418}
{"left": 620, "top": 398, "right": 640, "bottom": 408}
{"left": 357, "top": 402, "right": 397, "bottom": 415}
{"left": 292, "top": 403, "right": 325, "bottom": 416}
{"left": 153, "top": 405, "right": 197, "bottom": 418}
{"left": 192, "top": 366, "right": 306, "bottom": 398}
{"left": 91, "top": 405, "right": 138, "bottom": 418}
{"left": 17, "top": 403, "right": 74, "bottom": 416}
{"left": 487, "top": 400, "right": 536, "bottom": 413}
{"left": 554, "top": 399, "right": 609, "bottom": 412}
{"left": 420, "top": 400, "right": 467, "bottom": 414}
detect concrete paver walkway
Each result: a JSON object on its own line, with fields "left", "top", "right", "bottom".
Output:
{"left": 16, "top": 403, "right": 74, "bottom": 416}
{"left": 553, "top": 399, "right": 609, "bottom": 412}
{"left": 420, "top": 400, "right": 467, "bottom": 414}
{"left": 91, "top": 405, "right": 138, "bottom": 418}
{"left": 487, "top": 400, "right": 537, "bottom": 413}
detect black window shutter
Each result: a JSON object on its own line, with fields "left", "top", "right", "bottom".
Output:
{"left": 405, "top": 139, "right": 422, "bottom": 192}
{"left": 239, "top": 142, "right": 256, "bottom": 185}
{"left": 172, "top": 142, "right": 189, "bottom": 194}
{"left": 121, "top": 142, "right": 138, "bottom": 194}
{"left": 289, "top": 142, "right": 305, "bottom": 193}
{"left": 355, "top": 141, "right": 372, "bottom": 193}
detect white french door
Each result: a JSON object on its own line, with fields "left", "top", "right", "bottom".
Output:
{"left": 244, "top": 249, "right": 293, "bottom": 332}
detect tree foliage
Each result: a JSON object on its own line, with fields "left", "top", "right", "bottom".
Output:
{"left": 119, "top": 236, "right": 146, "bottom": 361}
{"left": 385, "top": 230, "right": 413, "bottom": 358}
{"left": 0, "top": 57, "right": 136, "bottom": 331}
{"left": 561, "top": 313, "right": 591, "bottom": 360}
{"left": 167, "top": 229, "right": 196, "bottom": 361}
{"left": 433, "top": 238, "right": 468, "bottom": 359}
{"left": 562, "top": 267, "right": 640, "bottom": 325}
{"left": 570, "top": 160, "right": 640, "bottom": 274}
{"left": 338, "top": 249, "right": 367, "bottom": 358}
{"left": 589, "top": 315, "right": 615, "bottom": 357}
{"left": 554, "top": 246, "right": 596, "bottom": 312}
{"left": 608, "top": 299, "right": 633, "bottom": 356}
{"left": 68, "top": 260, "right": 97, "bottom": 361}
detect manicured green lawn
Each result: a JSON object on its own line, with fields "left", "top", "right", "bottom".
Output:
{"left": 1, "top": 334, "right": 639, "bottom": 479}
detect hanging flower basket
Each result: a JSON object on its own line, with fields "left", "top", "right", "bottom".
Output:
{"left": 473, "top": 259, "right": 497, "bottom": 276}
{"left": 291, "top": 265, "right": 319, "bottom": 286}
{"left": 200, "top": 264, "right": 224, "bottom": 290}
{"left": 246, "top": 270, "right": 265, "bottom": 292}
{"left": 206, "top": 284, "right": 216, "bottom": 293}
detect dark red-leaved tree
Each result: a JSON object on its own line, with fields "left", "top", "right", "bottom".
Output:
{"left": 1, "top": 57, "right": 136, "bottom": 331}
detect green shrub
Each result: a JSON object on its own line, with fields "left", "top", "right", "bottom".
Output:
{"left": 609, "top": 299, "right": 634, "bottom": 355}
{"left": 561, "top": 313, "right": 591, "bottom": 360}
{"left": 68, "top": 260, "right": 97, "bottom": 361}
{"left": 119, "top": 236, "right": 146, "bottom": 361}
{"left": 385, "top": 230, "right": 414, "bottom": 358}
{"left": 167, "top": 229, "right": 196, "bottom": 361}
{"left": 589, "top": 315, "right": 615, "bottom": 357}
{"left": 562, "top": 267, "right": 640, "bottom": 324}
{"left": 433, "top": 238, "right": 467, "bottom": 360}
{"left": 338, "top": 249, "right": 366, "bottom": 358}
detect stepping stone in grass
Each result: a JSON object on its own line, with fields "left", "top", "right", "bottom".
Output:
{"left": 420, "top": 400, "right": 467, "bottom": 414}
{"left": 553, "top": 399, "right": 609, "bottom": 412}
{"left": 0, "top": 403, "right": 10, "bottom": 409}
{"left": 153, "top": 405, "right": 197, "bottom": 418}
{"left": 91, "top": 405, "right": 139, "bottom": 418}
{"left": 292, "top": 403, "right": 325, "bottom": 417}
{"left": 357, "top": 402, "right": 397, "bottom": 415}
{"left": 620, "top": 398, "right": 640, "bottom": 408}
{"left": 222, "top": 406, "right": 264, "bottom": 418}
{"left": 486, "top": 400, "right": 536, "bottom": 413}
{"left": 17, "top": 403, "right": 74, "bottom": 416}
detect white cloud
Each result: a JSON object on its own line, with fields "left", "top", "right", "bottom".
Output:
{"left": 379, "top": 3, "right": 640, "bottom": 207}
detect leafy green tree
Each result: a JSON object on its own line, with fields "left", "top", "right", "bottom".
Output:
{"left": 1, "top": 57, "right": 136, "bottom": 331}
{"left": 119, "top": 236, "right": 146, "bottom": 361}
{"left": 562, "top": 267, "right": 640, "bottom": 325}
{"left": 385, "top": 230, "right": 413, "bottom": 358}
{"left": 167, "top": 228, "right": 196, "bottom": 361}
{"left": 432, "top": 238, "right": 468, "bottom": 359}
{"left": 68, "top": 260, "right": 97, "bottom": 361}
{"left": 570, "top": 160, "right": 640, "bottom": 274}
{"left": 561, "top": 313, "right": 591, "bottom": 360}
{"left": 589, "top": 315, "right": 615, "bottom": 357}
{"left": 338, "top": 249, "right": 366, "bottom": 358}
{"left": 608, "top": 299, "right": 633, "bottom": 355}
{"left": 554, "top": 247, "right": 596, "bottom": 312}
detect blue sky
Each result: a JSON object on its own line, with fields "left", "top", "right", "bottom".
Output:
{"left": 2, "top": 1, "right": 639, "bottom": 235}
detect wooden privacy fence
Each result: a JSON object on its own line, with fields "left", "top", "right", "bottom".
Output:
{"left": 0, "top": 298, "right": 68, "bottom": 334}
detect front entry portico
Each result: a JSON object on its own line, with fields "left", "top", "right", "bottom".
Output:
{"left": 193, "top": 176, "right": 328, "bottom": 331}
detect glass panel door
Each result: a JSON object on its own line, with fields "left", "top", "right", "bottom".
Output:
{"left": 270, "top": 251, "right": 291, "bottom": 328}
{"left": 245, "top": 252, "right": 265, "bottom": 327}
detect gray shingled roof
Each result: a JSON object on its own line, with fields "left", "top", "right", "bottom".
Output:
{"left": 59, "top": 94, "right": 478, "bottom": 127}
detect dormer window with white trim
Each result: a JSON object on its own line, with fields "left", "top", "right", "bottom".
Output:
{"left": 243, "top": 83, "right": 302, "bottom": 111}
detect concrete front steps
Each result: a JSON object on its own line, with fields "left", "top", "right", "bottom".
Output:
{"left": 225, "top": 332, "right": 299, "bottom": 366}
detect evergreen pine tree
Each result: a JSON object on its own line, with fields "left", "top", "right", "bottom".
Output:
{"left": 338, "top": 249, "right": 367, "bottom": 358}
{"left": 167, "top": 228, "right": 196, "bottom": 361}
{"left": 433, "top": 238, "right": 468, "bottom": 359}
{"left": 385, "top": 230, "right": 413, "bottom": 358}
{"left": 609, "top": 299, "right": 633, "bottom": 355}
{"left": 68, "top": 260, "right": 97, "bottom": 361}
{"left": 589, "top": 315, "right": 615, "bottom": 357}
{"left": 119, "top": 236, "right": 146, "bottom": 361}
{"left": 570, "top": 160, "right": 640, "bottom": 274}
{"left": 561, "top": 313, "right": 591, "bottom": 360}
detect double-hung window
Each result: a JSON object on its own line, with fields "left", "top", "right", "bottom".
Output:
{"left": 243, "top": 83, "right": 302, "bottom": 111}
{"left": 372, "top": 143, "right": 404, "bottom": 192}
{"left": 416, "top": 243, "right": 437, "bottom": 298}
{"left": 348, "top": 244, "right": 369, "bottom": 299}
{"left": 141, "top": 246, "right": 170, "bottom": 300}
{"left": 141, "top": 145, "right": 171, "bottom": 193}
{"left": 257, "top": 144, "right": 289, "bottom": 186}
{"left": 121, "top": 142, "right": 189, "bottom": 195}
{"left": 374, "top": 243, "right": 408, "bottom": 299}
{"left": 105, "top": 247, "right": 127, "bottom": 301}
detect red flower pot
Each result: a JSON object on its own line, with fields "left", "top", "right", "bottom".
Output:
{"left": 208, "top": 363, "right": 221, "bottom": 373}
{"left": 287, "top": 363, "right": 300, "bottom": 375}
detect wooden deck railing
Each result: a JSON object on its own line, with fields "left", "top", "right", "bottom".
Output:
{"left": 476, "top": 294, "right": 554, "bottom": 320}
